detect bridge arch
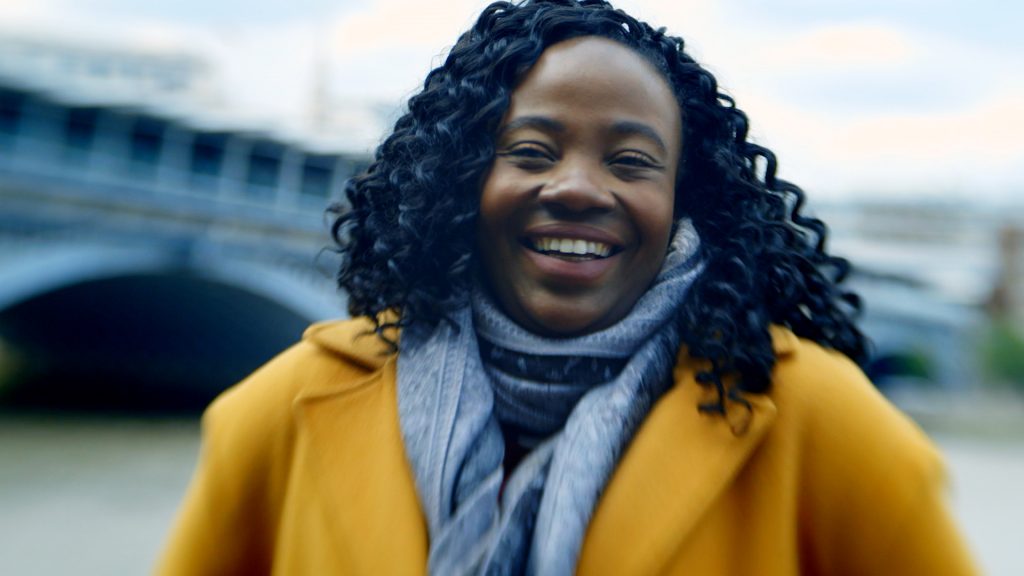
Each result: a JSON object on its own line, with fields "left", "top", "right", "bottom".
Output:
{"left": 0, "top": 244, "right": 345, "bottom": 411}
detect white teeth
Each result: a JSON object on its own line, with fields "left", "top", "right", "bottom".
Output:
{"left": 532, "top": 237, "right": 612, "bottom": 257}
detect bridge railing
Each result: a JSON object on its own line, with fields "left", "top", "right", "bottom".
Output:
{"left": 0, "top": 83, "right": 367, "bottom": 230}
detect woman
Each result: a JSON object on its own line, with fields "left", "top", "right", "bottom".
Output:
{"left": 158, "top": 1, "right": 977, "bottom": 574}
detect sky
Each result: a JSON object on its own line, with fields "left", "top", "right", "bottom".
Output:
{"left": 0, "top": 0, "right": 1021, "bottom": 201}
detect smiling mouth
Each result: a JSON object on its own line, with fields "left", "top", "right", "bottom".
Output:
{"left": 524, "top": 237, "right": 619, "bottom": 261}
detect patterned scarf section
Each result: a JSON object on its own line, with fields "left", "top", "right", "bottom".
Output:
{"left": 397, "top": 220, "right": 703, "bottom": 575}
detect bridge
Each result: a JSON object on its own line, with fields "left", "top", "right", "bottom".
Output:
{"left": 0, "top": 77, "right": 1001, "bottom": 410}
{"left": 0, "top": 82, "right": 367, "bottom": 410}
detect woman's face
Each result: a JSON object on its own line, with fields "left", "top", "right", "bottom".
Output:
{"left": 478, "top": 36, "right": 681, "bottom": 336}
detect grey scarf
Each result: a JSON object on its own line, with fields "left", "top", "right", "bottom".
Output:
{"left": 397, "top": 220, "right": 702, "bottom": 575}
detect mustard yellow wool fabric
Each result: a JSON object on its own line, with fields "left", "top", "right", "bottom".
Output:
{"left": 157, "top": 318, "right": 977, "bottom": 576}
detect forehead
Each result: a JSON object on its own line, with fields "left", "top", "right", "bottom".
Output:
{"left": 506, "top": 36, "right": 681, "bottom": 148}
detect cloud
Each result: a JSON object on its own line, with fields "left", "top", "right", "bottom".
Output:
{"left": 311, "top": 0, "right": 495, "bottom": 102}
{"left": 837, "top": 91, "right": 1024, "bottom": 163}
{"left": 0, "top": 0, "right": 58, "bottom": 22}
{"left": 0, "top": 0, "right": 88, "bottom": 38}
{"left": 761, "top": 22, "right": 920, "bottom": 72}
{"left": 735, "top": 86, "right": 1024, "bottom": 197}
{"left": 2, "top": 0, "right": 1020, "bottom": 198}
{"left": 614, "top": 0, "right": 719, "bottom": 33}
{"left": 327, "top": 0, "right": 489, "bottom": 60}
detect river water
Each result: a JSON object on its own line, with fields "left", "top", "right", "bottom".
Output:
{"left": 1, "top": 412, "right": 1020, "bottom": 575}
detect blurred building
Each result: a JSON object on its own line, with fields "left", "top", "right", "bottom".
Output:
{"left": 0, "top": 35, "right": 220, "bottom": 114}
{"left": 989, "top": 226, "right": 1024, "bottom": 324}
{"left": 817, "top": 199, "right": 1024, "bottom": 388}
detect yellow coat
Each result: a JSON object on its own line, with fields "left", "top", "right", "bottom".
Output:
{"left": 157, "top": 318, "right": 977, "bottom": 575}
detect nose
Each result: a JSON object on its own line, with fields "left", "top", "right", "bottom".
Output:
{"left": 537, "top": 162, "right": 615, "bottom": 214}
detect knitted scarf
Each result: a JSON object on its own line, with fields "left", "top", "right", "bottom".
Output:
{"left": 397, "top": 220, "right": 702, "bottom": 575}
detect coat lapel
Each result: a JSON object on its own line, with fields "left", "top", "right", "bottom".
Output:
{"left": 292, "top": 320, "right": 428, "bottom": 574}
{"left": 578, "top": 330, "right": 796, "bottom": 575}
{"left": 291, "top": 320, "right": 797, "bottom": 575}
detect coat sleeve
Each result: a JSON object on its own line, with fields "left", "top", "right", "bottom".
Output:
{"left": 784, "top": 341, "right": 979, "bottom": 576}
{"left": 154, "top": 344, "right": 309, "bottom": 576}
{"left": 865, "top": 469, "right": 978, "bottom": 575}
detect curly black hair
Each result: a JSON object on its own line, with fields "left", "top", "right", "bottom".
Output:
{"left": 329, "top": 0, "right": 868, "bottom": 413}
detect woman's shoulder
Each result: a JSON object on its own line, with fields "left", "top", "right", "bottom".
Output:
{"left": 766, "top": 325, "right": 942, "bottom": 479}
{"left": 203, "top": 316, "right": 395, "bottom": 432}
{"left": 769, "top": 327, "right": 924, "bottom": 430}
{"left": 758, "top": 336, "right": 974, "bottom": 573}
{"left": 157, "top": 318, "right": 401, "bottom": 574}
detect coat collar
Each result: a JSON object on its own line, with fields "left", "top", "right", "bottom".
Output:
{"left": 577, "top": 352, "right": 780, "bottom": 574}
{"left": 297, "top": 318, "right": 797, "bottom": 575}
{"left": 294, "top": 319, "right": 428, "bottom": 573}
{"left": 578, "top": 326, "right": 795, "bottom": 574}
{"left": 301, "top": 318, "right": 797, "bottom": 385}
{"left": 303, "top": 317, "right": 395, "bottom": 371}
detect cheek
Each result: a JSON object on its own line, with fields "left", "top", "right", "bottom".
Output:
{"left": 640, "top": 193, "right": 676, "bottom": 252}
{"left": 476, "top": 173, "right": 517, "bottom": 276}
{"left": 478, "top": 169, "right": 514, "bottom": 224}
{"left": 629, "top": 203, "right": 676, "bottom": 284}
{"left": 477, "top": 177, "right": 500, "bottom": 246}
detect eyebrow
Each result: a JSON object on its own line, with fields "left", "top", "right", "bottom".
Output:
{"left": 610, "top": 121, "right": 669, "bottom": 154}
{"left": 498, "top": 116, "right": 670, "bottom": 155}
{"left": 497, "top": 116, "right": 565, "bottom": 138}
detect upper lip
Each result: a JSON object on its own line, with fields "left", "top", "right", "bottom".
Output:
{"left": 522, "top": 223, "right": 625, "bottom": 247}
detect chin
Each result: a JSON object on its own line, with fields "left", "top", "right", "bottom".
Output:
{"left": 518, "top": 301, "right": 615, "bottom": 337}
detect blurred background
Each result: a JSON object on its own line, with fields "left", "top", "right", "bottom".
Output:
{"left": 0, "top": 0, "right": 1021, "bottom": 574}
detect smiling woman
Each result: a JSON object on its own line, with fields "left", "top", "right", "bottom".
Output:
{"left": 158, "top": 1, "right": 978, "bottom": 574}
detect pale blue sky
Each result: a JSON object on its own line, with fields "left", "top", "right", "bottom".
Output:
{"left": 1, "top": 0, "right": 1021, "bottom": 200}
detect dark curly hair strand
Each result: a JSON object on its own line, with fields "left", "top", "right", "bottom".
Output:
{"left": 328, "top": 0, "right": 868, "bottom": 414}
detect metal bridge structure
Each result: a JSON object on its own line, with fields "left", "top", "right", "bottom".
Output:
{"left": 0, "top": 82, "right": 367, "bottom": 409}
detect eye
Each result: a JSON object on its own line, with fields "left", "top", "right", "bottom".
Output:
{"left": 609, "top": 150, "right": 663, "bottom": 170}
{"left": 496, "top": 142, "right": 556, "bottom": 169}
{"left": 608, "top": 151, "right": 665, "bottom": 181}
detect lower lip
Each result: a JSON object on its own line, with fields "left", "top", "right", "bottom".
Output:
{"left": 523, "top": 246, "right": 618, "bottom": 284}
